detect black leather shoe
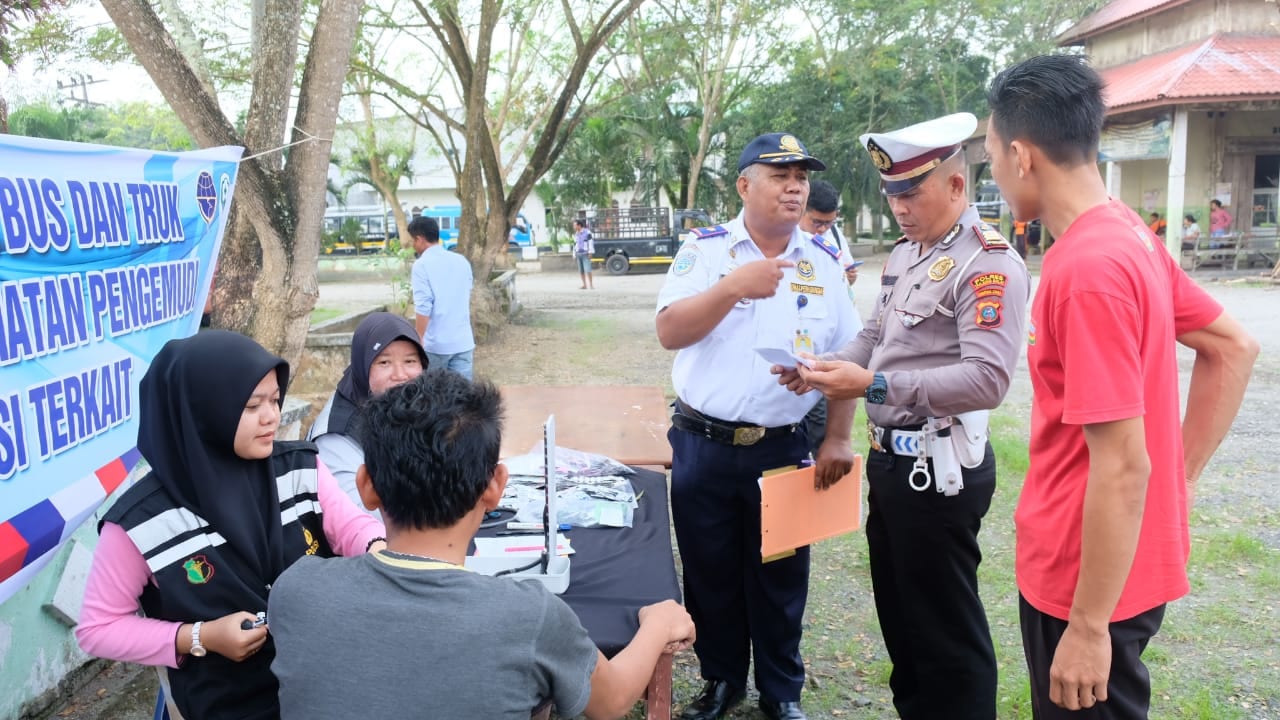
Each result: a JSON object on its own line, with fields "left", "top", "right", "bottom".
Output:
{"left": 758, "top": 698, "right": 807, "bottom": 720}
{"left": 679, "top": 680, "right": 746, "bottom": 720}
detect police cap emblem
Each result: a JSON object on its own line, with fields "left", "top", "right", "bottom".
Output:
{"left": 867, "top": 139, "right": 892, "bottom": 172}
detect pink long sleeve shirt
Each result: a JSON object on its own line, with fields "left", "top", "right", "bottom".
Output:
{"left": 75, "top": 461, "right": 383, "bottom": 668}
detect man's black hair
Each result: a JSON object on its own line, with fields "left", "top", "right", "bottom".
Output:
{"left": 359, "top": 370, "right": 504, "bottom": 530}
{"left": 1185, "top": 213, "right": 1197, "bottom": 223}
{"left": 807, "top": 179, "right": 840, "bottom": 214}
{"left": 986, "top": 54, "right": 1105, "bottom": 167}
{"left": 407, "top": 216, "right": 440, "bottom": 243}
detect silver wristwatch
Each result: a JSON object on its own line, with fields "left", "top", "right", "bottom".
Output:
{"left": 190, "top": 621, "right": 207, "bottom": 657}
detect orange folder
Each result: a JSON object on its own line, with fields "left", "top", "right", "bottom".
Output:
{"left": 760, "top": 457, "right": 863, "bottom": 558}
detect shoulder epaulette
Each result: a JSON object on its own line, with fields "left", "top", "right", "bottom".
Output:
{"left": 690, "top": 225, "right": 728, "bottom": 240}
{"left": 809, "top": 233, "right": 841, "bottom": 262}
{"left": 972, "top": 222, "right": 1011, "bottom": 251}
{"left": 894, "top": 235, "right": 909, "bottom": 246}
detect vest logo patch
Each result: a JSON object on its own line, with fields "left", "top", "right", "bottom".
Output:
{"left": 303, "top": 528, "right": 321, "bottom": 555}
{"left": 183, "top": 555, "right": 215, "bottom": 584}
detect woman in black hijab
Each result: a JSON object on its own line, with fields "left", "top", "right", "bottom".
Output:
{"left": 308, "top": 312, "right": 428, "bottom": 512}
{"left": 76, "top": 331, "right": 384, "bottom": 720}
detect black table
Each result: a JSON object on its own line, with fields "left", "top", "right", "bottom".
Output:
{"left": 475, "top": 467, "right": 681, "bottom": 718}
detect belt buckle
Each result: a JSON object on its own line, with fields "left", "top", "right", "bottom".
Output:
{"left": 867, "top": 421, "right": 884, "bottom": 452}
{"left": 733, "top": 426, "right": 765, "bottom": 446}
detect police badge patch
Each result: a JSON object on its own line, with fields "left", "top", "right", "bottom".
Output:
{"left": 975, "top": 299, "right": 1003, "bottom": 329}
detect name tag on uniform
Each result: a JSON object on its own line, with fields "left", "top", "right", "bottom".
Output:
{"left": 790, "top": 282, "right": 824, "bottom": 296}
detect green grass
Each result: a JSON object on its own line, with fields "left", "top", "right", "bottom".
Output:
{"left": 310, "top": 307, "right": 344, "bottom": 325}
{"left": 650, "top": 410, "right": 1280, "bottom": 719}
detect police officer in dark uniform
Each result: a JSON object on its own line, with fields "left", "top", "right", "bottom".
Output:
{"left": 656, "top": 133, "right": 862, "bottom": 720}
{"left": 784, "top": 113, "right": 1029, "bottom": 719}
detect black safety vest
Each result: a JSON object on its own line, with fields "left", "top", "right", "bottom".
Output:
{"left": 102, "top": 441, "right": 333, "bottom": 720}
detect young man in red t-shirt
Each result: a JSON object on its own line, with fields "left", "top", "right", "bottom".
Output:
{"left": 984, "top": 55, "right": 1259, "bottom": 719}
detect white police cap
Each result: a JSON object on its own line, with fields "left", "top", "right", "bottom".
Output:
{"left": 859, "top": 112, "right": 977, "bottom": 196}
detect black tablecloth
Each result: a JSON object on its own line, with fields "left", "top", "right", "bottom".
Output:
{"left": 475, "top": 467, "right": 681, "bottom": 656}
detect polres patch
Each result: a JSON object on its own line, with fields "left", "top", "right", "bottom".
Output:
{"left": 969, "top": 272, "right": 1008, "bottom": 298}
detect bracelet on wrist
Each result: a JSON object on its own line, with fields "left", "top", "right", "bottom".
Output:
{"left": 365, "top": 536, "right": 386, "bottom": 552}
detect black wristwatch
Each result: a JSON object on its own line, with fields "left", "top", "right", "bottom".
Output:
{"left": 865, "top": 372, "right": 887, "bottom": 405}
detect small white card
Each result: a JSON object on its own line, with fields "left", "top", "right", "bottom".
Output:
{"left": 754, "top": 346, "right": 815, "bottom": 370}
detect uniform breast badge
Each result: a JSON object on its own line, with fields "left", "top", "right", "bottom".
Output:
{"left": 895, "top": 309, "right": 925, "bottom": 328}
{"left": 928, "top": 256, "right": 955, "bottom": 281}
{"left": 796, "top": 259, "right": 815, "bottom": 281}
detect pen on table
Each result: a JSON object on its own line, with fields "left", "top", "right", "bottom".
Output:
{"left": 504, "top": 522, "right": 571, "bottom": 531}
{"left": 495, "top": 530, "right": 557, "bottom": 537}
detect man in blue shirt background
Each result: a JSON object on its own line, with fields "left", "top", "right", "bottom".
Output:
{"left": 410, "top": 216, "right": 476, "bottom": 379}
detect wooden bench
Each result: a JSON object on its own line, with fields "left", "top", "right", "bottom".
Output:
{"left": 1182, "top": 233, "right": 1241, "bottom": 271}
{"left": 1233, "top": 232, "right": 1279, "bottom": 270}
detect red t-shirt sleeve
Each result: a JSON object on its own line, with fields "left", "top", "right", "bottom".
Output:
{"left": 1053, "top": 288, "right": 1146, "bottom": 426}
{"left": 1166, "top": 252, "right": 1224, "bottom": 335}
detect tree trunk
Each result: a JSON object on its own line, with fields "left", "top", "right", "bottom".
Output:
{"left": 100, "top": 0, "right": 362, "bottom": 369}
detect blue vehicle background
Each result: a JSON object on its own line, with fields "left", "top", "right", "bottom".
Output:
{"left": 418, "top": 205, "right": 533, "bottom": 250}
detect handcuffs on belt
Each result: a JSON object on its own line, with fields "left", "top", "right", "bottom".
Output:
{"left": 869, "top": 411, "right": 989, "bottom": 496}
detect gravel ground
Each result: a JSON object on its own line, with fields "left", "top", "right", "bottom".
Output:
{"left": 47, "top": 259, "right": 1280, "bottom": 720}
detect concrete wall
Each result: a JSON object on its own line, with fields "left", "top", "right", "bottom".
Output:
{"left": 1089, "top": 0, "right": 1278, "bottom": 69}
{"left": 0, "top": 522, "right": 97, "bottom": 720}
{"left": 1116, "top": 112, "right": 1216, "bottom": 221}
{"left": 1114, "top": 109, "right": 1280, "bottom": 225}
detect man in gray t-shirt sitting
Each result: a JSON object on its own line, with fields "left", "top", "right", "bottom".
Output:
{"left": 269, "top": 370, "right": 695, "bottom": 720}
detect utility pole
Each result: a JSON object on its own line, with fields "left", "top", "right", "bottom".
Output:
{"left": 57, "top": 74, "right": 106, "bottom": 108}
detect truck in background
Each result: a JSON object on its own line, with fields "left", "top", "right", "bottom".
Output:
{"left": 581, "top": 206, "right": 714, "bottom": 274}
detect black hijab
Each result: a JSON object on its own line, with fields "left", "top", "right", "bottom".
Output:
{"left": 138, "top": 330, "right": 290, "bottom": 585}
{"left": 321, "top": 312, "right": 427, "bottom": 437}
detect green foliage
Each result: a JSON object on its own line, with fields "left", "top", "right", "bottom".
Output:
{"left": 0, "top": 0, "right": 70, "bottom": 68}
{"left": 7, "top": 100, "right": 194, "bottom": 150}
{"left": 321, "top": 217, "right": 366, "bottom": 255}
{"left": 537, "top": 0, "right": 1099, "bottom": 237}
{"left": 386, "top": 246, "right": 417, "bottom": 317}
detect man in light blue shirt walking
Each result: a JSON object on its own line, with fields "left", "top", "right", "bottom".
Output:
{"left": 410, "top": 216, "right": 475, "bottom": 379}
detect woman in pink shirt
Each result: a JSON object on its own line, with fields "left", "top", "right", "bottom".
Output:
{"left": 1209, "top": 198, "right": 1233, "bottom": 237}
{"left": 75, "top": 331, "right": 384, "bottom": 720}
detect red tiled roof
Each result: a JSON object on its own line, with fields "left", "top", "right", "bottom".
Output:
{"left": 1058, "top": 0, "right": 1191, "bottom": 45}
{"left": 1100, "top": 34, "right": 1280, "bottom": 112}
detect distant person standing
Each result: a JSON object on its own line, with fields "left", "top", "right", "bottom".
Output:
{"left": 574, "top": 218, "right": 595, "bottom": 290}
{"left": 1209, "top": 199, "right": 1233, "bottom": 238}
{"left": 799, "top": 179, "right": 864, "bottom": 455}
{"left": 410, "top": 216, "right": 475, "bottom": 379}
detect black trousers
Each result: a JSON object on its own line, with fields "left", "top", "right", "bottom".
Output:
{"left": 669, "top": 425, "right": 811, "bottom": 702}
{"left": 865, "top": 444, "right": 998, "bottom": 720}
{"left": 1020, "top": 595, "right": 1165, "bottom": 720}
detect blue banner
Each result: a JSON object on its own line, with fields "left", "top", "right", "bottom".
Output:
{"left": 0, "top": 135, "right": 242, "bottom": 604}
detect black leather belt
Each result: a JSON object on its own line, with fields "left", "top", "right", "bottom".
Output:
{"left": 672, "top": 399, "right": 798, "bottom": 446}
